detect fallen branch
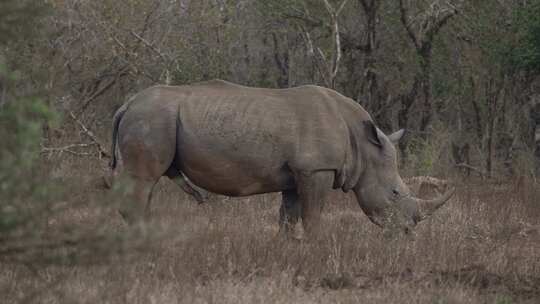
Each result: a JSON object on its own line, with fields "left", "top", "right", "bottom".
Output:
{"left": 40, "top": 143, "right": 95, "bottom": 157}
{"left": 69, "top": 111, "right": 110, "bottom": 159}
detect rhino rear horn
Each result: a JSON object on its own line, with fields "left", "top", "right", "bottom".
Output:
{"left": 387, "top": 129, "right": 405, "bottom": 145}
{"left": 416, "top": 187, "right": 455, "bottom": 221}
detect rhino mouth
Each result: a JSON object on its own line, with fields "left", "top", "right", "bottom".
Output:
{"left": 366, "top": 214, "right": 384, "bottom": 228}
{"left": 366, "top": 208, "right": 414, "bottom": 232}
{"left": 371, "top": 187, "right": 455, "bottom": 232}
{"left": 357, "top": 183, "right": 455, "bottom": 233}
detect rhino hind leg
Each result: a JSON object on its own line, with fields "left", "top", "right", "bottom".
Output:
{"left": 279, "top": 189, "right": 301, "bottom": 236}
{"left": 294, "top": 170, "right": 334, "bottom": 238}
{"left": 165, "top": 167, "right": 208, "bottom": 204}
{"left": 118, "top": 142, "right": 175, "bottom": 223}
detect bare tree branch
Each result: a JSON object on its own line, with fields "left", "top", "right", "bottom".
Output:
{"left": 423, "top": 7, "right": 457, "bottom": 46}
{"left": 301, "top": 0, "right": 349, "bottom": 88}
{"left": 336, "top": 0, "right": 349, "bottom": 15}
{"left": 69, "top": 111, "right": 110, "bottom": 158}
{"left": 130, "top": 30, "right": 171, "bottom": 63}
{"left": 399, "top": 0, "right": 420, "bottom": 49}
{"left": 77, "top": 66, "right": 129, "bottom": 115}
{"left": 301, "top": 27, "right": 330, "bottom": 85}
{"left": 399, "top": 0, "right": 458, "bottom": 51}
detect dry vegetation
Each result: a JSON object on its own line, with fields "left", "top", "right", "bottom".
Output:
{"left": 2, "top": 2, "right": 540, "bottom": 302}
{"left": 2, "top": 155, "right": 539, "bottom": 304}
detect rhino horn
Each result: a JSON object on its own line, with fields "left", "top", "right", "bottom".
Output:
{"left": 416, "top": 187, "right": 455, "bottom": 221}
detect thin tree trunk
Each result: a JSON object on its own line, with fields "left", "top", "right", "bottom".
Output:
{"left": 271, "top": 32, "right": 290, "bottom": 88}
{"left": 419, "top": 49, "right": 433, "bottom": 136}
{"left": 398, "top": 0, "right": 457, "bottom": 148}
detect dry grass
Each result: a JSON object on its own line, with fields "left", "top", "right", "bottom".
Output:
{"left": 2, "top": 156, "right": 540, "bottom": 304}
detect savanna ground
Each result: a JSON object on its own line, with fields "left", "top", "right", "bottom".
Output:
{"left": 2, "top": 154, "right": 539, "bottom": 304}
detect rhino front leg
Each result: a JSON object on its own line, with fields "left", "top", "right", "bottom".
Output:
{"left": 279, "top": 189, "right": 301, "bottom": 237}
{"left": 295, "top": 170, "right": 333, "bottom": 238}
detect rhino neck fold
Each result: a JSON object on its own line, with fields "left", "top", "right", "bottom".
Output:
{"left": 341, "top": 121, "right": 366, "bottom": 192}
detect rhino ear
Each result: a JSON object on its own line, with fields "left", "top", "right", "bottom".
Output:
{"left": 364, "top": 120, "right": 382, "bottom": 148}
{"left": 388, "top": 129, "right": 405, "bottom": 145}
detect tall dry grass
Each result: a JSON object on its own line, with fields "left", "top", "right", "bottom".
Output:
{"left": 1, "top": 155, "right": 539, "bottom": 303}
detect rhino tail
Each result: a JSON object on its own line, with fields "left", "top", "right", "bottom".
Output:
{"left": 109, "top": 101, "right": 131, "bottom": 170}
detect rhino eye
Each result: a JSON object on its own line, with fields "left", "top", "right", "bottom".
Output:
{"left": 392, "top": 189, "right": 399, "bottom": 197}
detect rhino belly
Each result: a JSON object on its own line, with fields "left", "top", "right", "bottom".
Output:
{"left": 175, "top": 139, "right": 295, "bottom": 196}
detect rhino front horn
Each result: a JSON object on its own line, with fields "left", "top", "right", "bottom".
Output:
{"left": 416, "top": 187, "right": 455, "bottom": 222}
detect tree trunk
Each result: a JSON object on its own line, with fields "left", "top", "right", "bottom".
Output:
{"left": 271, "top": 32, "right": 290, "bottom": 88}
{"left": 419, "top": 48, "right": 433, "bottom": 137}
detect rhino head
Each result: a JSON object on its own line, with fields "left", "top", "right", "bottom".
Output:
{"left": 353, "top": 121, "right": 454, "bottom": 234}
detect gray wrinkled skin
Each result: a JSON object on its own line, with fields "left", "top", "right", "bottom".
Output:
{"left": 110, "top": 80, "right": 453, "bottom": 236}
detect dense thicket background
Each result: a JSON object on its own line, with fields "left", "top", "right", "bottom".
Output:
{"left": 3, "top": 0, "right": 540, "bottom": 177}
{"left": 2, "top": 1, "right": 540, "bottom": 303}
